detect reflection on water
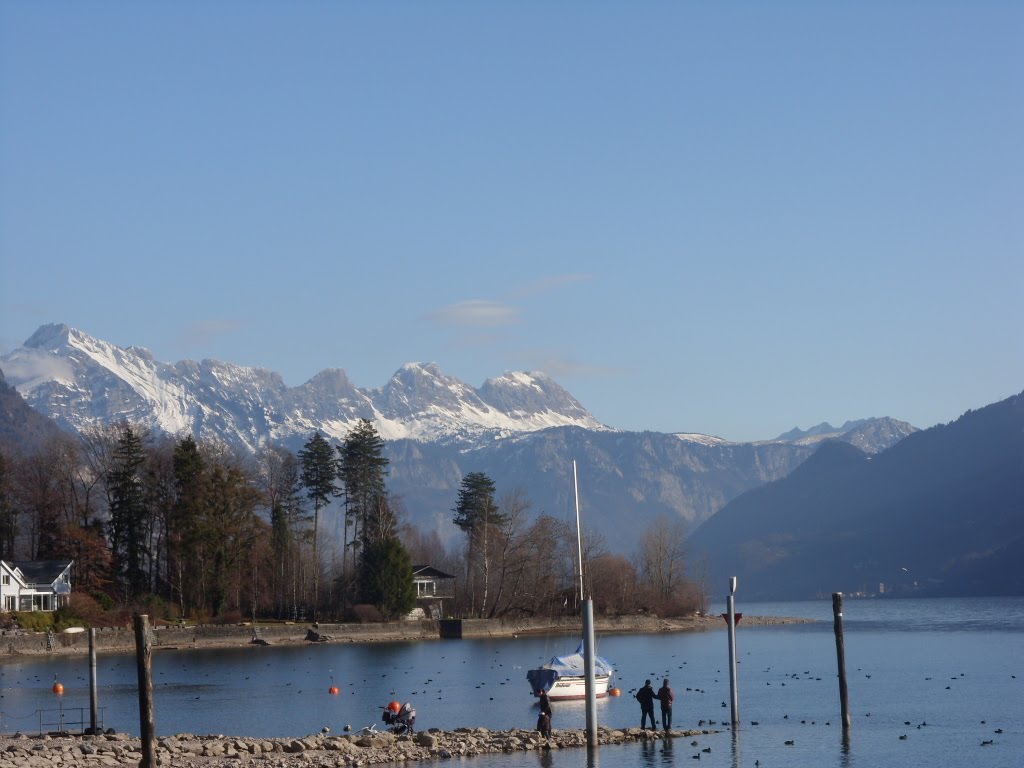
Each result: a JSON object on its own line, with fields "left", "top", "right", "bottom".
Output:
{"left": 840, "top": 728, "right": 852, "bottom": 768}
{"left": 1, "top": 597, "right": 1021, "bottom": 768}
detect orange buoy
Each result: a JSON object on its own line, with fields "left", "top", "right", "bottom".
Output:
{"left": 52, "top": 681, "right": 64, "bottom": 695}
{"left": 387, "top": 701, "right": 401, "bottom": 713}
{"left": 328, "top": 686, "right": 339, "bottom": 695}
{"left": 608, "top": 687, "right": 621, "bottom": 697}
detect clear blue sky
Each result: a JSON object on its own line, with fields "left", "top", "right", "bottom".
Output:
{"left": 1, "top": 3, "right": 1021, "bottom": 442}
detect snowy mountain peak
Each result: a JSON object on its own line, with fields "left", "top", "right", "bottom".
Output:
{"left": 24, "top": 323, "right": 74, "bottom": 350}
{"left": 770, "top": 417, "right": 916, "bottom": 454}
{"left": 1, "top": 324, "right": 608, "bottom": 451}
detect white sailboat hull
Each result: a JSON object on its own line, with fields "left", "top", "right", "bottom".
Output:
{"left": 545, "top": 673, "right": 612, "bottom": 700}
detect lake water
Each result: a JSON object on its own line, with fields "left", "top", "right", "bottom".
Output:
{"left": 1, "top": 596, "right": 1021, "bottom": 767}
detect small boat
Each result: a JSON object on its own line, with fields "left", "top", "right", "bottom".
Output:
{"left": 527, "top": 642, "right": 614, "bottom": 700}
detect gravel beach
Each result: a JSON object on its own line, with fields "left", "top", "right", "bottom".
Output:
{"left": 0, "top": 726, "right": 717, "bottom": 767}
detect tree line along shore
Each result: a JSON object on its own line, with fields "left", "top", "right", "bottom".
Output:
{"left": 2, "top": 420, "right": 708, "bottom": 631}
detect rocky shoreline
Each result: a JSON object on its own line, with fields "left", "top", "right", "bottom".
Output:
{"left": 0, "top": 727, "right": 719, "bottom": 767}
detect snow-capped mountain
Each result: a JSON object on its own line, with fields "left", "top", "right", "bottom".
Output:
{"left": 0, "top": 324, "right": 924, "bottom": 549}
{"left": 0, "top": 324, "right": 606, "bottom": 451}
{"left": 770, "top": 417, "right": 917, "bottom": 454}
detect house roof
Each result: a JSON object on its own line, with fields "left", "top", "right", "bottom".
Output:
{"left": 9, "top": 560, "right": 72, "bottom": 585}
{"left": 412, "top": 565, "right": 455, "bottom": 580}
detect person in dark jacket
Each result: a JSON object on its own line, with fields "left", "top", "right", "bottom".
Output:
{"left": 635, "top": 679, "right": 657, "bottom": 730}
{"left": 535, "top": 689, "right": 553, "bottom": 737}
{"left": 657, "top": 678, "right": 675, "bottom": 731}
{"left": 538, "top": 690, "right": 552, "bottom": 719}
{"left": 536, "top": 710, "right": 552, "bottom": 739}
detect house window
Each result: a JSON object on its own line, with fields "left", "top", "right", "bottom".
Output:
{"left": 3, "top": 596, "right": 14, "bottom": 611}
{"left": 1, "top": 574, "right": 9, "bottom": 586}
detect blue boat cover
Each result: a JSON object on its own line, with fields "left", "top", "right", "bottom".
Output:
{"left": 527, "top": 643, "right": 614, "bottom": 693}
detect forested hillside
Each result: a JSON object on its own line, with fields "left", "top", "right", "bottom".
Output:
{"left": 687, "top": 391, "right": 1024, "bottom": 599}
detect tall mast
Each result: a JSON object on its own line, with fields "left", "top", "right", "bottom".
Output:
{"left": 573, "top": 460, "right": 584, "bottom": 601}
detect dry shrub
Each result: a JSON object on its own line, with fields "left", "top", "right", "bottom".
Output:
{"left": 66, "top": 592, "right": 106, "bottom": 625}
{"left": 350, "top": 603, "right": 384, "bottom": 623}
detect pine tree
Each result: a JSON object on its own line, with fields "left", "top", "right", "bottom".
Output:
{"left": 0, "top": 452, "right": 16, "bottom": 559}
{"left": 171, "top": 435, "right": 206, "bottom": 618}
{"left": 358, "top": 537, "right": 416, "bottom": 620}
{"left": 299, "top": 431, "right": 338, "bottom": 619}
{"left": 108, "top": 424, "right": 149, "bottom": 600}
{"left": 337, "top": 419, "right": 391, "bottom": 560}
{"left": 452, "top": 472, "right": 508, "bottom": 617}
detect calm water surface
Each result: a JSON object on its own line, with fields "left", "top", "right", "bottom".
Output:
{"left": 1, "top": 597, "right": 1021, "bottom": 768}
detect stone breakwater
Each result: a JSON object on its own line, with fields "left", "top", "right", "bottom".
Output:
{"left": 0, "top": 727, "right": 717, "bottom": 767}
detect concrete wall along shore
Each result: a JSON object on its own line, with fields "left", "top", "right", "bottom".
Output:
{"left": 1, "top": 621, "right": 441, "bottom": 657}
{"left": 2, "top": 612, "right": 748, "bottom": 657}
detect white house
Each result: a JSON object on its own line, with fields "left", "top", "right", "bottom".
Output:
{"left": 0, "top": 560, "right": 73, "bottom": 612}
{"left": 411, "top": 565, "right": 455, "bottom": 619}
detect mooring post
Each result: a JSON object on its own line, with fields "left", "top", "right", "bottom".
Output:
{"left": 832, "top": 592, "right": 851, "bottom": 730}
{"left": 582, "top": 597, "right": 598, "bottom": 747}
{"left": 727, "top": 576, "right": 740, "bottom": 728}
{"left": 88, "top": 628, "right": 98, "bottom": 735}
{"left": 133, "top": 614, "right": 156, "bottom": 768}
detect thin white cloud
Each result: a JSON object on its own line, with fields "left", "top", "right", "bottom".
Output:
{"left": 1, "top": 349, "right": 75, "bottom": 387}
{"left": 427, "top": 300, "right": 520, "bottom": 328}
{"left": 174, "top": 319, "right": 245, "bottom": 347}
{"left": 534, "top": 356, "right": 625, "bottom": 379}
{"left": 506, "top": 273, "right": 594, "bottom": 301}
{"left": 510, "top": 347, "right": 626, "bottom": 379}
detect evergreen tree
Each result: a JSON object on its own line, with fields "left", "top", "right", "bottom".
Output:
{"left": 358, "top": 537, "right": 416, "bottom": 620}
{"left": 171, "top": 435, "right": 206, "bottom": 617}
{"left": 299, "top": 431, "right": 338, "bottom": 619}
{"left": 0, "top": 452, "right": 16, "bottom": 559}
{"left": 337, "top": 419, "right": 391, "bottom": 559}
{"left": 107, "top": 424, "right": 149, "bottom": 600}
{"left": 452, "top": 472, "right": 508, "bottom": 617}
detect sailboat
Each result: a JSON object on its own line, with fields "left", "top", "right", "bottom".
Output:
{"left": 527, "top": 642, "right": 614, "bottom": 700}
{"left": 526, "top": 461, "right": 614, "bottom": 701}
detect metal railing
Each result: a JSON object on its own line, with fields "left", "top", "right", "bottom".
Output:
{"left": 35, "top": 706, "right": 105, "bottom": 736}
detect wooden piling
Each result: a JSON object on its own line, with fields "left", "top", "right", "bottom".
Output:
{"left": 133, "top": 615, "right": 156, "bottom": 768}
{"left": 832, "top": 592, "right": 851, "bottom": 729}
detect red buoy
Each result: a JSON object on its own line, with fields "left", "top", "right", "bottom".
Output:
{"left": 52, "top": 681, "right": 64, "bottom": 695}
{"left": 387, "top": 701, "right": 401, "bottom": 713}
{"left": 608, "top": 687, "right": 621, "bottom": 697}
{"left": 328, "top": 686, "right": 339, "bottom": 695}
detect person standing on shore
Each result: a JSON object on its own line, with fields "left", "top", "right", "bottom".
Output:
{"left": 635, "top": 679, "right": 657, "bottom": 730}
{"left": 657, "top": 678, "right": 674, "bottom": 731}
{"left": 538, "top": 690, "right": 552, "bottom": 720}
{"left": 537, "top": 690, "right": 553, "bottom": 738}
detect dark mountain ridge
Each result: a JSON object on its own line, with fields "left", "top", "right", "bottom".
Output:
{"left": 687, "top": 391, "right": 1024, "bottom": 599}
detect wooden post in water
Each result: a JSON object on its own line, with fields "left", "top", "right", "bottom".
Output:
{"left": 832, "top": 592, "right": 851, "bottom": 730}
{"left": 134, "top": 615, "right": 156, "bottom": 768}
{"left": 88, "top": 629, "right": 99, "bottom": 734}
